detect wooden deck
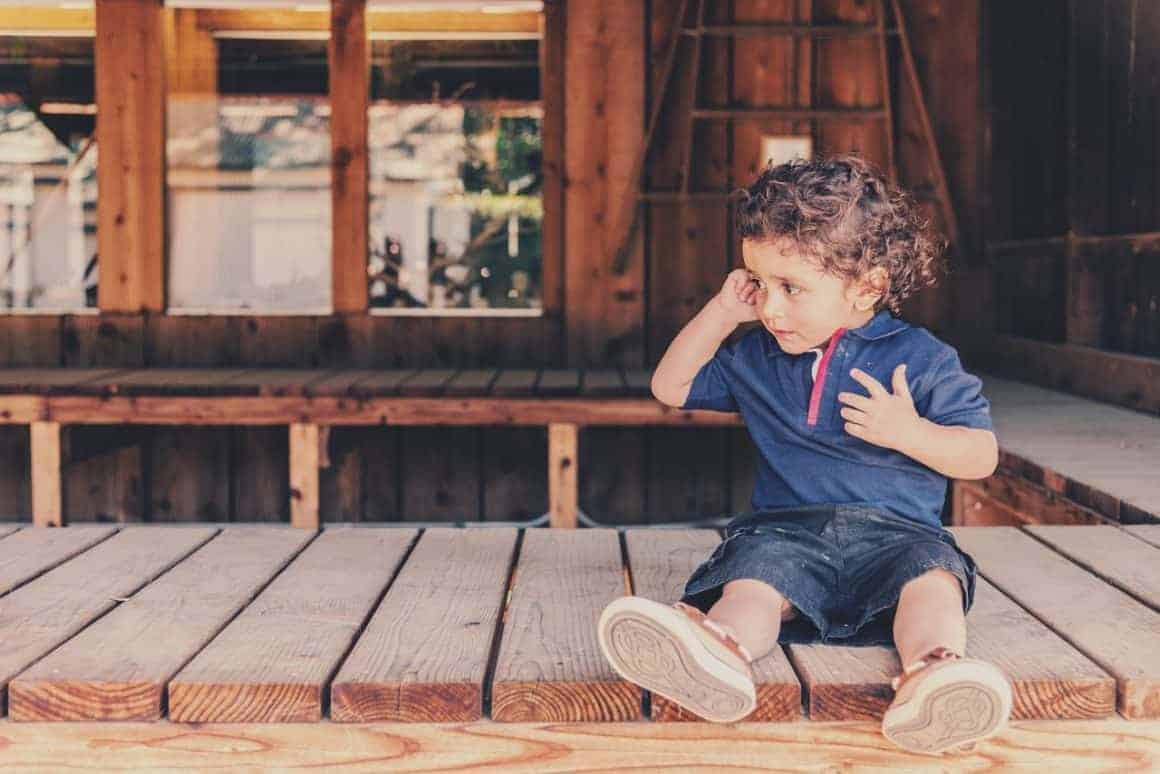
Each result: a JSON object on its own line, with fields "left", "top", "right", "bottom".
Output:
{"left": 0, "top": 523, "right": 1157, "bottom": 768}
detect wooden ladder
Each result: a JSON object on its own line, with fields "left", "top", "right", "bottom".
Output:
{"left": 610, "top": 0, "right": 961, "bottom": 274}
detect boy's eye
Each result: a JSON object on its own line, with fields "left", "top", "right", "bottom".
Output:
{"left": 783, "top": 283, "right": 801, "bottom": 295}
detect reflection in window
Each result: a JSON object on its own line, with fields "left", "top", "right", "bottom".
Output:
{"left": 0, "top": 36, "right": 97, "bottom": 312}
{"left": 367, "top": 37, "right": 542, "bottom": 313}
{"left": 166, "top": 30, "right": 331, "bottom": 314}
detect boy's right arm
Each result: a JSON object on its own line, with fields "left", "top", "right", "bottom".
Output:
{"left": 651, "top": 269, "right": 761, "bottom": 407}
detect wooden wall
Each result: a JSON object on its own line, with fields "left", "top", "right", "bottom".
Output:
{"left": 1, "top": 0, "right": 985, "bottom": 524}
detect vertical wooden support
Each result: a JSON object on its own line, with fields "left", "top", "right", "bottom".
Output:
{"left": 31, "top": 422, "right": 63, "bottom": 527}
{"left": 330, "top": 0, "right": 369, "bottom": 313}
{"left": 289, "top": 423, "right": 320, "bottom": 529}
{"left": 95, "top": 0, "right": 166, "bottom": 312}
{"left": 539, "top": 1, "right": 565, "bottom": 338}
{"left": 548, "top": 423, "right": 578, "bottom": 528}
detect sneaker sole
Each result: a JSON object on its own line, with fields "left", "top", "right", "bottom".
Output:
{"left": 881, "top": 661, "right": 1013, "bottom": 755}
{"left": 597, "top": 597, "right": 756, "bottom": 723}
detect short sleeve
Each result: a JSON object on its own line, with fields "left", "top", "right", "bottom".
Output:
{"left": 680, "top": 337, "right": 744, "bottom": 413}
{"left": 913, "top": 349, "right": 993, "bottom": 431}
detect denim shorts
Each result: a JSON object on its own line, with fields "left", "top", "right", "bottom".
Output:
{"left": 678, "top": 504, "right": 977, "bottom": 646}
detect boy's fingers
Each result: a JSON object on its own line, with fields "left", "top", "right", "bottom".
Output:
{"left": 837, "top": 391, "right": 871, "bottom": 409}
{"left": 891, "top": 364, "right": 911, "bottom": 397}
{"left": 840, "top": 407, "right": 867, "bottom": 423}
{"left": 849, "top": 368, "right": 886, "bottom": 397}
{"left": 844, "top": 422, "right": 865, "bottom": 437}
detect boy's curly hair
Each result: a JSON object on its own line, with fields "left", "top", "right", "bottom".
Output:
{"left": 732, "top": 154, "right": 946, "bottom": 314}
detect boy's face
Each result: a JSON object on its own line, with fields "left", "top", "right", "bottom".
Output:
{"left": 741, "top": 237, "right": 880, "bottom": 353}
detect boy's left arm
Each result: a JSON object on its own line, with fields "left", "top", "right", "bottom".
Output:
{"left": 838, "top": 364, "right": 999, "bottom": 480}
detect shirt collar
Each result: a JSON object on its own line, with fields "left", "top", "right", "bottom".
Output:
{"left": 761, "top": 310, "right": 909, "bottom": 358}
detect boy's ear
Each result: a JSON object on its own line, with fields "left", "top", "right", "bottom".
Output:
{"left": 852, "top": 267, "right": 889, "bottom": 311}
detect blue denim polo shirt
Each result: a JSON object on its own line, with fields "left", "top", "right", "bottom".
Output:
{"left": 681, "top": 310, "right": 993, "bottom": 527}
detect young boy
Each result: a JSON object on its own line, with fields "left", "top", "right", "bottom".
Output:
{"left": 597, "top": 155, "right": 1013, "bottom": 756}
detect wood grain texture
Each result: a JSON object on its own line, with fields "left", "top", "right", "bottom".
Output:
{"left": 9, "top": 528, "right": 313, "bottom": 721}
{"left": 1025, "top": 525, "right": 1160, "bottom": 611}
{"left": 0, "top": 718, "right": 1155, "bottom": 769}
{"left": 330, "top": 0, "right": 369, "bottom": 313}
{"left": 167, "top": 527, "right": 416, "bottom": 722}
{"left": 0, "top": 526, "right": 115, "bottom": 596}
{"left": 491, "top": 529, "right": 639, "bottom": 721}
{"left": 289, "top": 423, "right": 320, "bottom": 529}
{"left": 95, "top": 0, "right": 166, "bottom": 313}
{"left": 954, "top": 526, "right": 1160, "bottom": 718}
{"left": 791, "top": 575, "right": 1115, "bottom": 721}
{"left": 29, "top": 422, "right": 61, "bottom": 527}
{"left": 331, "top": 528, "right": 518, "bottom": 721}
{"left": 0, "top": 527, "right": 216, "bottom": 713}
{"left": 624, "top": 528, "right": 802, "bottom": 722}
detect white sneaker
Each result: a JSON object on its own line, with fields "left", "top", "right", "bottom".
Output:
{"left": 597, "top": 596, "right": 756, "bottom": 722}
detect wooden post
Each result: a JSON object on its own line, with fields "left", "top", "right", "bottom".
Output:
{"left": 31, "top": 422, "right": 63, "bottom": 527}
{"left": 548, "top": 423, "right": 578, "bottom": 528}
{"left": 330, "top": 0, "right": 369, "bottom": 313}
{"left": 95, "top": 0, "right": 166, "bottom": 312}
{"left": 289, "top": 423, "right": 320, "bottom": 529}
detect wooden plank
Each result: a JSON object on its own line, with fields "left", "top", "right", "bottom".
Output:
{"left": 344, "top": 369, "right": 420, "bottom": 397}
{"left": 580, "top": 370, "right": 626, "bottom": 396}
{"left": 490, "top": 369, "right": 540, "bottom": 396}
{"left": 289, "top": 423, "right": 320, "bottom": 530}
{"left": 1126, "top": 525, "right": 1160, "bottom": 550}
{"left": 491, "top": 529, "right": 638, "bottom": 721}
{"left": 953, "top": 526, "right": 1160, "bottom": 718}
{"left": 624, "top": 529, "right": 801, "bottom": 721}
{"left": 564, "top": 0, "right": 646, "bottom": 367}
{"left": 79, "top": 368, "right": 254, "bottom": 396}
{"left": 401, "top": 428, "right": 480, "bottom": 522}
{"left": 982, "top": 375, "right": 1160, "bottom": 522}
{"left": 622, "top": 369, "right": 652, "bottom": 396}
{"left": 168, "top": 527, "right": 417, "bottom": 722}
{"left": 0, "top": 526, "right": 115, "bottom": 597}
{"left": 21, "top": 395, "right": 746, "bottom": 427}
{"left": 0, "top": 527, "right": 216, "bottom": 714}
{"left": 1025, "top": 525, "right": 1160, "bottom": 611}
{"left": 95, "top": 0, "right": 166, "bottom": 313}
{"left": 330, "top": 0, "right": 369, "bottom": 313}
{"left": 9, "top": 527, "right": 314, "bottom": 721}
{"left": 331, "top": 528, "right": 519, "bottom": 721}
{"left": 790, "top": 576, "right": 1115, "bottom": 720}
{"left": 218, "top": 369, "right": 344, "bottom": 397}
{"left": 30, "top": 422, "right": 62, "bottom": 528}
{"left": 539, "top": 0, "right": 565, "bottom": 324}
{"left": 966, "top": 337, "right": 1160, "bottom": 417}
{"left": 953, "top": 470, "right": 1110, "bottom": 527}
{"left": 548, "top": 424, "right": 578, "bottom": 529}
{"left": 0, "top": 719, "right": 1156, "bottom": 769}
{"left": 0, "top": 526, "right": 18, "bottom": 541}
{"left": 444, "top": 369, "right": 500, "bottom": 396}
{"left": 0, "top": 369, "right": 126, "bottom": 395}
{"left": 535, "top": 369, "right": 581, "bottom": 396}
{"left": 481, "top": 428, "right": 547, "bottom": 523}
{"left": 396, "top": 369, "right": 459, "bottom": 396}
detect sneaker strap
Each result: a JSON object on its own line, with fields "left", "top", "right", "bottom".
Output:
{"left": 890, "top": 646, "right": 961, "bottom": 692}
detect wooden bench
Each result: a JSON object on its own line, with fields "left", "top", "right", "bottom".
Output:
{"left": 2, "top": 368, "right": 1158, "bottom": 530}
{"left": 0, "top": 523, "right": 1156, "bottom": 768}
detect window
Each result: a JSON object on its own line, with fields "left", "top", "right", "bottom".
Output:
{"left": 0, "top": 33, "right": 97, "bottom": 313}
{"left": 367, "top": 33, "right": 542, "bottom": 314}
{"left": 165, "top": 8, "right": 331, "bottom": 314}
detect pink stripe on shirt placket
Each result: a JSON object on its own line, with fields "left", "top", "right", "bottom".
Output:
{"left": 806, "top": 328, "right": 846, "bottom": 426}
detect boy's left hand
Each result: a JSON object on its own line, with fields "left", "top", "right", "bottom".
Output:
{"left": 838, "top": 365, "right": 922, "bottom": 451}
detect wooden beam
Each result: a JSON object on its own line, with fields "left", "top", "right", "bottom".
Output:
{"left": 0, "top": 396, "right": 747, "bottom": 427}
{"left": 194, "top": 9, "right": 538, "bottom": 34}
{"left": 95, "top": 0, "right": 166, "bottom": 313}
{"left": 539, "top": 1, "right": 565, "bottom": 335}
{"left": 330, "top": 0, "right": 369, "bottom": 314}
{"left": 30, "top": 421, "right": 63, "bottom": 527}
{"left": 960, "top": 334, "right": 1160, "bottom": 416}
{"left": 289, "top": 422, "right": 320, "bottom": 529}
{"left": 0, "top": 719, "right": 1155, "bottom": 768}
{"left": 0, "top": 9, "right": 94, "bottom": 32}
{"left": 548, "top": 423, "right": 578, "bottom": 528}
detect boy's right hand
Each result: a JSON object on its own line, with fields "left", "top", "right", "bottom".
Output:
{"left": 712, "top": 268, "right": 762, "bottom": 325}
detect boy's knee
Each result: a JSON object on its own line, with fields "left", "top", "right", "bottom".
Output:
{"left": 901, "top": 568, "right": 961, "bottom": 600}
{"left": 721, "top": 578, "right": 797, "bottom": 619}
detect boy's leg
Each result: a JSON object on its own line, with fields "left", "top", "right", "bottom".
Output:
{"left": 892, "top": 568, "right": 966, "bottom": 667}
{"left": 707, "top": 578, "right": 796, "bottom": 663}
